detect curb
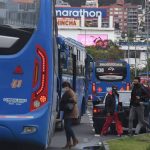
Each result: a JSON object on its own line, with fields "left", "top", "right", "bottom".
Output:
{"left": 102, "top": 141, "right": 110, "bottom": 150}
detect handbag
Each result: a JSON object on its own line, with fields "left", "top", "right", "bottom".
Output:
{"left": 65, "top": 103, "right": 74, "bottom": 112}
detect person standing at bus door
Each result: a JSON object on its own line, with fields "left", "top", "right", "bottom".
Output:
{"left": 60, "top": 81, "right": 79, "bottom": 149}
{"left": 128, "top": 77, "right": 150, "bottom": 136}
{"left": 101, "top": 86, "right": 123, "bottom": 137}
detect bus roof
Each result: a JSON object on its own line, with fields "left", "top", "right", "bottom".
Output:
{"left": 139, "top": 72, "right": 150, "bottom": 76}
{"left": 65, "top": 38, "right": 85, "bottom": 50}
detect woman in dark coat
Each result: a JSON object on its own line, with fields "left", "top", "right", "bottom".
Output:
{"left": 60, "top": 81, "right": 79, "bottom": 149}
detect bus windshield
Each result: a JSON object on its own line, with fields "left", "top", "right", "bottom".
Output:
{"left": 0, "top": 0, "right": 40, "bottom": 55}
{"left": 95, "top": 62, "right": 127, "bottom": 81}
{"left": 0, "top": 0, "right": 40, "bottom": 29}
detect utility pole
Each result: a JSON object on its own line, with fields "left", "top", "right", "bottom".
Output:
{"left": 135, "top": 42, "right": 137, "bottom": 77}
{"left": 145, "top": 0, "right": 149, "bottom": 78}
{"left": 127, "top": 33, "right": 130, "bottom": 64}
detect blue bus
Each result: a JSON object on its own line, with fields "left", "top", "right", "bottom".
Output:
{"left": 56, "top": 36, "right": 87, "bottom": 128}
{"left": 0, "top": 0, "right": 58, "bottom": 149}
{"left": 90, "top": 60, "right": 130, "bottom": 104}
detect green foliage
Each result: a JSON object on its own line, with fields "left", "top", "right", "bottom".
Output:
{"left": 127, "top": 29, "right": 135, "bottom": 41}
{"left": 107, "top": 134, "right": 150, "bottom": 150}
{"left": 138, "top": 58, "right": 150, "bottom": 74}
{"left": 146, "top": 145, "right": 150, "bottom": 150}
{"left": 121, "top": 32, "right": 126, "bottom": 39}
{"left": 86, "top": 44, "right": 124, "bottom": 60}
{"left": 130, "top": 68, "right": 140, "bottom": 81}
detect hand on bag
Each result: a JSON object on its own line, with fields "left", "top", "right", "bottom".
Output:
{"left": 136, "top": 96, "right": 140, "bottom": 99}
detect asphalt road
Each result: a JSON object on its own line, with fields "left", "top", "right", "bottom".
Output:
{"left": 49, "top": 105, "right": 120, "bottom": 150}
{"left": 0, "top": 105, "right": 122, "bottom": 150}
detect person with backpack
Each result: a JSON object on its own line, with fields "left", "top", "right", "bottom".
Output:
{"left": 128, "top": 77, "right": 150, "bottom": 136}
{"left": 60, "top": 81, "right": 79, "bottom": 149}
{"left": 101, "top": 86, "right": 123, "bottom": 137}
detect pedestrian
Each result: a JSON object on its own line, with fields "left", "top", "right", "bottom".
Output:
{"left": 60, "top": 81, "right": 79, "bottom": 149}
{"left": 128, "top": 77, "right": 150, "bottom": 136}
{"left": 101, "top": 86, "right": 123, "bottom": 136}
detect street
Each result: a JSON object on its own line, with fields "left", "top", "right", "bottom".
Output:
{"left": 49, "top": 105, "right": 120, "bottom": 150}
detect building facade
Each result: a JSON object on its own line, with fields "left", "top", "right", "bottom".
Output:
{"left": 55, "top": 6, "right": 115, "bottom": 45}
{"left": 85, "top": 0, "right": 98, "bottom": 7}
{"left": 119, "top": 42, "right": 150, "bottom": 69}
{"left": 100, "top": 0, "right": 139, "bottom": 33}
{"left": 145, "top": 0, "right": 150, "bottom": 33}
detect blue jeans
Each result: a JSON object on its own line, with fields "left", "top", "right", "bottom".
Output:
{"left": 129, "top": 105, "right": 150, "bottom": 134}
{"left": 64, "top": 118, "right": 76, "bottom": 142}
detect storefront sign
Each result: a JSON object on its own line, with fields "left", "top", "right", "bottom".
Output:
{"left": 56, "top": 7, "right": 107, "bottom": 18}
{"left": 57, "top": 18, "right": 80, "bottom": 27}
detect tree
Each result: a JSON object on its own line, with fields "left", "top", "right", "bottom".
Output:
{"left": 86, "top": 42, "right": 124, "bottom": 60}
{"left": 127, "top": 29, "right": 135, "bottom": 42}
{"left": 139, "top": 58, "right": 150, "bottom": 73}
{"left": 121, "top": 32, "right": 126, "bottom": 39}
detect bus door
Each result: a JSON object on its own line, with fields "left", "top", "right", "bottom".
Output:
{"left": 85, "top": 55, "right": 94, "bottom": 100}
{"left": 57, "top": 38, "right": 68, "bottom": 107}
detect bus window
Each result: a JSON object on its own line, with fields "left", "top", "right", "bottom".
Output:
{"left": 95, "top": 62, "right": 127, "bottom": 81}
{"left": 88, "top": 62, "right": 93, "bottom": 80}
{"left": 60, "top": 51, "right": 67, "bottom": 69}
{"left": 0, "top": 0, "right": 39, "bottom": 55}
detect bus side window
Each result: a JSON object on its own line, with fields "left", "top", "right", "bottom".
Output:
{"left": 60, "top": 51, "right": 67, "bottom": 69}
{"left": 88, "top": 62, "right": 93, "bottom": 80}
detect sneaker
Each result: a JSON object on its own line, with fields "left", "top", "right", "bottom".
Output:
{"left": 128, "top": 133, "right": 133, "bottom": 137}
{"left": 117, "top": 134, "right": 122, "bottom": 137}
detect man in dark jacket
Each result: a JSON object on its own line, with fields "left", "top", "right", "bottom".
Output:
{"left": 128, "top": 77, "right": 150, "bottom": 135}
{"left": 101, "top": 86, "right": 123, "bottom": 136}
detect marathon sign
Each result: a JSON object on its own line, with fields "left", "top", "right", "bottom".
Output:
{"left": 56, "top": 7, "right": 107, "bottom": 18}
